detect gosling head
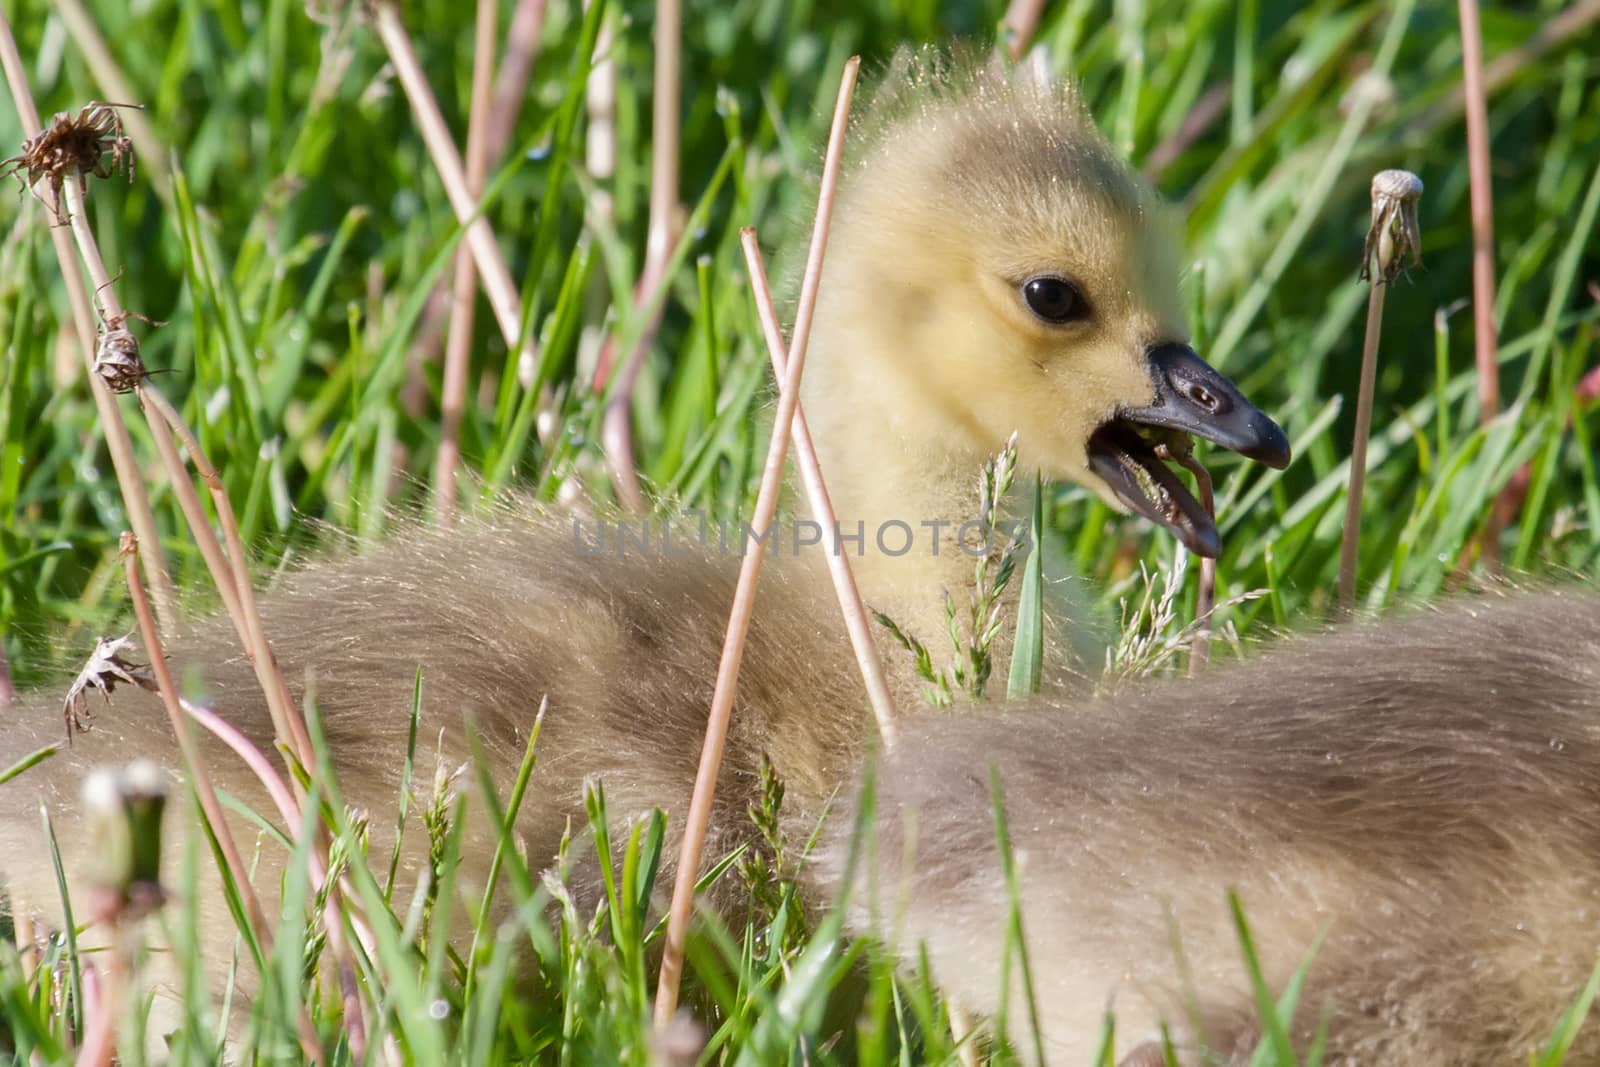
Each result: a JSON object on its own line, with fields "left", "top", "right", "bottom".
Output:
{"left": 803, "top": 52, "right": 1289, "bottom": 558}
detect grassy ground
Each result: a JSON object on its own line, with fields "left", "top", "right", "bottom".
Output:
{"left": 2, "top": 0, "right": 1600, "bottom": 1063}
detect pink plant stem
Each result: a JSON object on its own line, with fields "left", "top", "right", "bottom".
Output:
{"left": 1457, "top": 0, "right": 1501, "bottom": 566}
{"left": 598, "top": 0, "right": 681, "bottom": 513}
{"left": 372, "top": 2, "right": 538, "bottom": 385}
{"left": 739, "top": 232, "right": 897, "bottom": 747}
{"left": 0, "top": 14, "right": 179, "bottom": 634}
{"left": 177, "top": 696, "right": 322, "bottom": 880}
{"left": 1190, "top": 490, "right": 1216, "bottom": 673}
{"left": 180, "top": 688, "right": 370, "bottom": 1045}
{"left": 1002, "top": 0, "right": 1047, "bottom": 58}
{"left": 74, "top": 963, "right": 115, "bottom": 1067}
{"left": 485, "top": 0, "right": 550, "bottom": 166}
{"left": 433, "top": 0, "right": 500, "bottom": 522}
{"left": 0, "top": 644, "right": 13, "bottom": 708}
{"left": 653, "top": 56, "right": 860, "bottom": 1028}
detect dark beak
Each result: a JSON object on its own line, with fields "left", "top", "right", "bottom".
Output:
{"left": 1122, "top": 344, "right": 1290, "bottom": 469}
{"left": 1085, "top": 344, "right": 1290, "bottom": 558}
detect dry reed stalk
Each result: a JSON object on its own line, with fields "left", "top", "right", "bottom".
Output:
{"left": 739, "top": 232, "right": 898, "bottom": 748}
{"left": 575, "top": 14, "right": 618, "bottom": 396}
{"left": 653, "top": 55, "right": 861, "bottom": 1028}
{"left": 1455, "top": 0, "right": 1501, "bottom": 568}
{"left": 597, "top": 0, "right": 682, "bottom": 514}
{"left": 1002, "top": 0, "right": 1048, "bottom": 58}
{"left": 433, "top": 0, "right": 500, "bottom": 522}
{"left": 0, "top": 16, "right": 178, "bottom": 633}
{"left": 404, "top": 0, "right": 547, "bottom": 433}
{"left": 136, "top": 387, "right": 317, "bottom": 769}
{"left": 370, "top": 2, "right": 538, "bottom": 385}
{"left": 1408, "top": 0, "right": 1600, "bottom": 138}
{"left": 485, "top": 0, "right": 551, "bottom": 165}
{"left": 946, "top": 1005, "right": 982, "bottom": 1067}
{"left": 12, "top": 912, "right": 35, "bottom": 983}
{"left": 1145, "top": 82, "right": 1229, "bottom": 180}
{"left": 1339, "top": 170, "right": 1423, "bottom": 614}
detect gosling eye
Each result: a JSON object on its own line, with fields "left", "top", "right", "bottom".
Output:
{"left": 1021, "top": 276, "right": 1091, "bottom": 325}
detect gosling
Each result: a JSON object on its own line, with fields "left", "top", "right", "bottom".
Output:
{"left": 0, "top": 52, "right": 1283, "bottom": 1010}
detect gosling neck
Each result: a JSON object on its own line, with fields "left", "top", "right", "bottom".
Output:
{"left": 798, "top": 344, "right": 1004, "bottom": 644}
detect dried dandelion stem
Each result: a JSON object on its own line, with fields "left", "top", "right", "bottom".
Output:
{"left": 1338, "top": 283, "right": 1388, "bottom": 614}
{"left": 1456, "top": 0, "right": 1501, "bottom": 569}
{"left": 740, "top": 231, "right": 898, "bottom": 747}
{"left": 371, "top": 1, "right": 537, "bottom": 384}
{"left": 433, "top": 0, "right": 500, "bottom": 522}
{"left": 1339, "top": 170, "right": 1423, "bottom": 614}
{"left": 0, "top": 16, "right": 178, "bottom": 633}
{"left": 654, "top": 56, "right": 861, "bottom": 1027}
{"left": 599, "top": 0, "right": 682, "bottom": 513}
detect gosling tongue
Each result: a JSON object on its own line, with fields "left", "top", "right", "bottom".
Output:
{"left": 1087, "top": 422, "right": 1220, "bottom": 558}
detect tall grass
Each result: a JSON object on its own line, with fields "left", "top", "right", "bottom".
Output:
{"left": 1, "top": 0, "right": 1599, "bottom": 1063}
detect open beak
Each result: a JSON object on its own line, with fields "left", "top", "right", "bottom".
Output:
{"left": 1087, "top": 343, "right": 1290, "bottom": 557}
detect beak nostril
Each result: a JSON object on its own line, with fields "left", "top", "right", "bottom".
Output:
{"left": 1188, "top": 384, "right": 1217, "bottom": 410}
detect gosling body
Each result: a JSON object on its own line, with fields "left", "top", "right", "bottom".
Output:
{"left": 833, "top": 588, "right": 1600, "bottom": 1065}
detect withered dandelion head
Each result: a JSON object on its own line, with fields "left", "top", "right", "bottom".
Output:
{"left": 91, "top": 293, "right": 166, "bottom": 394}
{"left": 0, "top": 102, "right": 140, "bottom": 221}
{"left": 62, "top": 631, "right": 154, "bottom": 741}
{"left": 93, "top": 325, "right": 148, "bottom": 394}
{"left": 1361, "top": 168, "right": 1424, "bottom": 285}
{"left": 83, "top": 760, "right": 169, "bottom": 922}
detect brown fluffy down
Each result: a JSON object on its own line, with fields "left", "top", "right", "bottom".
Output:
{"left": 5, "top": 511, "right": 1600, "bottom": 1064}
{"left": 0, "top": 513, "right": 875, "bottom": 949}
{"left": 824, "top": 585, "right": 1600, "bottom": 1066}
